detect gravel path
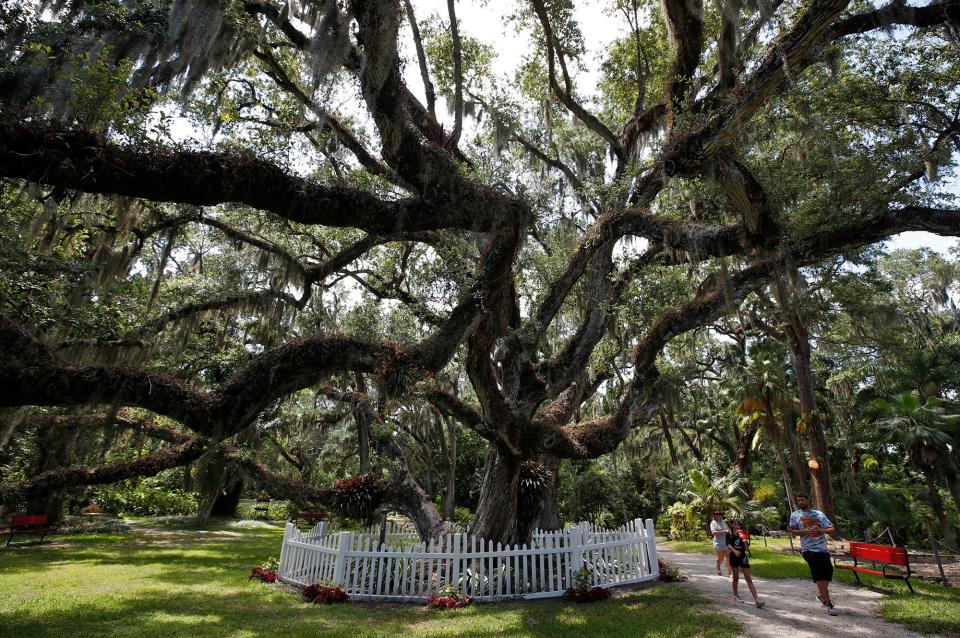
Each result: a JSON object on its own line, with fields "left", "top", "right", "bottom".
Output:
{"left": 659, "top": 546, "right": 939, "bottom": 638}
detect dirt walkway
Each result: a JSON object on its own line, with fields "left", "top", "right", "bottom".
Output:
{"left": 659, "top": 547, "right": 940, "bottom": 638}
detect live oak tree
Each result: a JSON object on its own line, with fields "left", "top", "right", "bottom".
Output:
{"left": 1, "top": 0, "right": 959, "bottom": 543}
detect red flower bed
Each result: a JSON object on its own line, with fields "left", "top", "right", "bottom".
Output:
{"left": 563, "top": 586, "right": 610, "bottom": 603}
{"left": 426, "top": 594, "right": 472, "bottom": 609}
{"left": 250, "top": 567, "right": 278, "bottom": 583}
{"left": 303, "top": 583, "right": 349, "bottom": 604}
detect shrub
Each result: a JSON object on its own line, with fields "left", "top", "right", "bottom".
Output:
{"left": 237, "top": 500, "right": 296, "bottom": 521}
{"left": 95, "top": 480, "right": 197, "bottom": 516}
{"left": 666, "top": 501, "right": 705, "bottom": 541}
{"left": 746, "top": 506, "right": 782, "bottom": 532}
{"left": 261, "top": 556, "right": 280, "bottom": 571}
{"left": 451, "top": 506, "right": 474, "bottom": 529}
{"left": 250, "top": 567, "right": 277, "bottom": 583}
{"left": 57, "top": 515, "right": 131, "bottom": 535}
{"left": 657, "top": 558, "right": 688, "bottom": 582}
{"left": 303, "top": 582, "right": 349, "bottom": 604}
{"left": 426, "top": 586, "right": 472, "bottom": 609}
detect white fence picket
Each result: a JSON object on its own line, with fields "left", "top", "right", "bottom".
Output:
{"left": 278, "top": 518, "right": 658, "bottom": 601}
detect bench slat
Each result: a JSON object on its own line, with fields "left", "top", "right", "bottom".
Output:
{"left": 849, "top": 542, "right": 909, "bottom": 566}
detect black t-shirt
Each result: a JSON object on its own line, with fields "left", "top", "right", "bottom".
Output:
{"left": 726, "top": 532, "right": 747, "bottom": 555}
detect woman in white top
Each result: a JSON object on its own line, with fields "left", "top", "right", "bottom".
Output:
{"left": 709, "top": 510, "right": 731, "bottom": 576}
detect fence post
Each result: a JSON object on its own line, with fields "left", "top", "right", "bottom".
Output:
{"left": 645, "top": 518, "right": 659, "bottom": 579}
{"left": 278, "top": 522, "right": 294, "bottom": 580}
{"left": 569, "top": 526, "right": 583, "bottom": 584}
{"left": 333, "top": 531, "right": 350, "bottom": 586}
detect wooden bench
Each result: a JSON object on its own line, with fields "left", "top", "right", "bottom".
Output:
{"left": 2, "top": 514, "right": 58, "bottom": 547}
{"left": 834, "top": 542, "right": 914, "bottom": 593}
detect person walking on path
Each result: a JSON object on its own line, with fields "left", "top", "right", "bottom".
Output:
{"left": 710, "top": 510, "right": 731, "bottom": 576}
{"left": 727, "top": 519, "right": 764, "bottom": 607}
{"left": 789, "top": 493, "right": 838, "bottom": 615}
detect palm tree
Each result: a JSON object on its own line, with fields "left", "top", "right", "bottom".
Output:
{"left": 726, "top": 341, "right": 801, "bottom": 512}
{"left": 872, "top": 393, "right": 960, "bottom": 550}
{"left": 680, "top": 463, "right": 758, "bottom": 522}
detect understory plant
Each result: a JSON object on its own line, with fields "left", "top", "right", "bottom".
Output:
{"left": 426, "top": 585, "right": 472, "bottom": 610}
{"left": 562, "top": 565, "right": 610, "bottom": 603}
{"left": 303, "top": 581, "right": 349, "bottom": 604}
{"left": 657, "top": 558, "right": 688, "bottom": 582}
{"left": 250, "top": 567, "right": 277, "bottom": 583}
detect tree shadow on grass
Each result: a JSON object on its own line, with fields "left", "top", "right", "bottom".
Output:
{"left": 0, "top": 585, "right": 740, "bottom": 638}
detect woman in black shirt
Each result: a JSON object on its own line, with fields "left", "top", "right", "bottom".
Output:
{"left": 728, "top": 519, "right": 764, "bottom": 608}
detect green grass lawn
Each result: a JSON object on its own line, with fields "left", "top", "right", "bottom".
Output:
{"left": 0, "top": 523, "right": 739, "bottom": 638}
{"left": 663, "top": 538, "right": 960, "bottom": 635}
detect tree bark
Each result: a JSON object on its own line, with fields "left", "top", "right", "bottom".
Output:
{"left": 785, "top": 410, "right": 810, "bottom": 494}
{"left": 788, "top": 331, "right": 836, "bottom": 520}
{"left": 441, "top": 415, "right": 457, "bottom": 521}
{"left": 659, "top": 414, "right": 679, "bottom": 465}
{"left": 775, "top": 275, "right": 836, "bottom": 520}
{"left": 353, "top": 373, "right": 372, "bottom": 474}
{"left": 470, "top": 448, "right": 521, "bottom": 543}
{"left": 194, "top": 454, "right": 228, "bottom": 525}
{"left": 533, "top": 454, "right": 563, "bottom": 531}
{"left": 27, "top": 424, "right": 79, "bottom": 522}
{"left": 210, "top": 469, "right": 243, "bottom": 518}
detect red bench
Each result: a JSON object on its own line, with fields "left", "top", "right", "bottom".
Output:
{"left": 2, "top": 514, "right": 58, "bottom": 547}
{"left": 834, "top": 542, "right": 914, "bottom": 593}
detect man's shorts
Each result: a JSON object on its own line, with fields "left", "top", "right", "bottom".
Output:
{"left": 730, "top": 552, "right": 750, "bottom": 569}
{"left": 802, "top": 550, "right": 833, "bottom": 582}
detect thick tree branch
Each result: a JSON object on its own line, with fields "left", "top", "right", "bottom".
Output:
{"left": 403, "top": 0, "right": 437, "bottom": 117}
{"left": 831, "top": 0, "right": 960, "bottom": 38}
{"left": 0, "top": 115, "right": 507, "bottom": 233}
{"left": 529, "top": 0, "right": 625, "bottom": 164}
{"left": 447, "top": 0, "right": 464, "bottom": 147}
{"left": 661, "top": 0, "right": 705, "bottom": 128}
{"left": 0, "top": 437, "right": 208, "bottom": 501}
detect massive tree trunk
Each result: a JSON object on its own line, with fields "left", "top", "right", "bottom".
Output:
{"left": 470, "top": 448, "right": 522, "bottom": 543}
{"left": 210, "top": 469, "right": 243, "bottom": 518}
{"left": 194, "top": 454, "right": 228, "bottom": 525}
{"left": 533, "top": 454, "right": 563, "bottom": 531}
{"left": 27, "top": 423, "right": 79, "bottom": 522}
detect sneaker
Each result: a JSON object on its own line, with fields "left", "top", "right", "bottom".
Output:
{"left": 816, "top": 595, "right": 829, "bottom": 608}
{"left": 734, "top": 596, "right": 744, "bottom": 604}
{"left": 756, "top": 600, "right": 765, "bottom": 609}
{"left": 827, "top": 604, "right": 838, "bottom": 616}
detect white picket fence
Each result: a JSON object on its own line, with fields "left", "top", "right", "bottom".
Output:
{"left": 278, "top": 518, "right": 658, "bottom": 602}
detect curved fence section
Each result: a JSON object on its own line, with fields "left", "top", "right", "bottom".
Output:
{"left": 278, "top": 518, "right": 658, "bottom": 602}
